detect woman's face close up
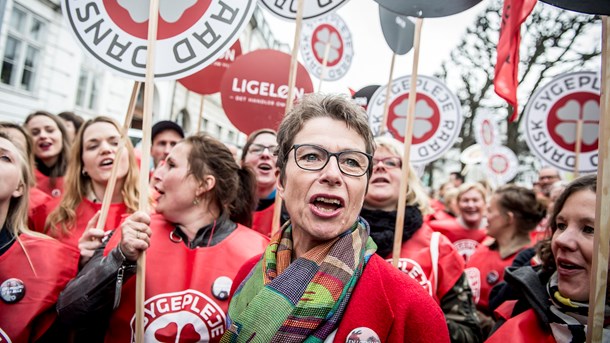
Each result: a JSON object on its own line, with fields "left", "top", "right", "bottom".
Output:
{"left": 81, "top": 122, "right": 129, "bottom": 186}
{"left": 458, "top": 188, "right": 485, "bottom": 228}
{"left": 364, "top": 146, "right": 401, "bottom": 211}
{"left": 26, "top": 115, "right": 63, "bottom": 166}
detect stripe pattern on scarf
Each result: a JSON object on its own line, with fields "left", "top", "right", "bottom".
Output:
{"left": 222, "top": 218, "right": 376, "bottom": 343}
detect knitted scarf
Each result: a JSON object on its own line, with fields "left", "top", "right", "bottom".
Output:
{"left": 222, "top": 218, "right": 377, "bottom": 343}
{"left": 546, "top": 272, "right": 610, "bottom": 342}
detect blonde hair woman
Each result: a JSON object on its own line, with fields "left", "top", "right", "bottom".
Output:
{"left": 0, "top": 132, "right": 79, "bottom": 341}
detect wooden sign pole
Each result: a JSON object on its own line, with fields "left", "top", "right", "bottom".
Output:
{"left": 380, "top": 52, "right": 397, "bottom": 136}
{"left": 392, "top": 18, "right": 423, "bottom": 269}
{"left": 197, "top": 95, "right": 205, "bottom": 133}
{"left": 271, "top": 0, "right": 304, "bottom": 236}
{"left": 135, "top": 0, "right": 159, "bottom": 340}
{"left": 574, "top": 119, "right": 583, "bottom": 178}
{"left": 586, "top": 15, "right": 610, "bottom": 343}
{"left": 318, "top": 41, "right": 332, "bottom": 91}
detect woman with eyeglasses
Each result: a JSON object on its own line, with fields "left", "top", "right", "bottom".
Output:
{"left": 222, "top": 94, "right": 449, "bottom": 342}
{"left": 360, "top": 136, "right": 481, "bottom": 343}
{"left": 57, "top": 133, "right": 269, "bottom": 342}
{"left": 240, "top": 129, "right": 279, "bottom": 237}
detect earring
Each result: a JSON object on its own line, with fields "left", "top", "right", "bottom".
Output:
{"left": 193, "top": 196, "right": 200, "bottom": 205}
{"left": 82, "top": 169, "right": 88, "bottom": 176}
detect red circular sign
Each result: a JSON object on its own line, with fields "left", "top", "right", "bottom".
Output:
{"left": 103, "top": 0, "right": 212, "bottom": 40}
{"left": 220, "top": 49, "right": 314, "bottom": 135}
{"left": 481, "top": 119, "right": 494, "bottom": 146}
{"left": 488, "top": 154, "right": 509, "bottom": 173}
{"left": 547, "top": 92, "right": 600, "bottom": 153}
{"left": 310, "top": 24, "right": 344, "bottom": 68}
{"left": 178, "top": 40, "right": 242, "bottom": 95}
{"left": 387, "top": 93, "right": 440, "bottom": 144}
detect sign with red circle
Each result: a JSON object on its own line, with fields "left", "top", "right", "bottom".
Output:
{"left": 524, "top": 71, "right": 600, "bottom": 173}
{"left": 473, "top": 111, "right": 500, "bottom": 153}
{"left": 300, "top": 13, "right": 353, "bottom": 81}
{"left": 485, "top": 145, "right": 518, "bottom": 186}
{"left": 220, "top": 49, "right": 314, "bottom": 135}
{"left": 259, "top": 0, "right": 350, "bottom": 20}
{"left": 62, "top": 0, "right": 255, "bottom": 80}
{"left": 367, "top": 75, "right": 462, "bottom": 164}
{"left": 178, "top": 40, "right": 242, "bottom": 95}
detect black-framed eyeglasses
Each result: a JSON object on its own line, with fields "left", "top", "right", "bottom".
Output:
{"left": 373, "top": 157, "right": 402, "bottom": 169}
{"left": 288, "top": 144, "right": 372, "bottom": 177}
{"left": 248, "top": 144, "right": 278, "bottom": 156}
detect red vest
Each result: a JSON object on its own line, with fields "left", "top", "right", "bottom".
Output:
{"left": 465, "top": 243, "right": 527, "bottom": 313}
{"left": 251, "top": 204, "right": 274, "bottom": 237}
{"left": 34, "top": 169, "right": 64, "bottom": 198}
{"left": 428, "top": 218, "right": 487, "bottom": 263}
{"left": 104, "top": 216, "right": 269, "bottom": 342}
{"left": 28, "top": 187, "right": 52, "bottom": 231}
{"left": 0, "top": 234, "right": 79, "bottom": 342}
{"left": 386, "top": 224, "right": 464, "bottom": 303}
{"left": 486, "top": 308, "right": 555, "bottom": 343}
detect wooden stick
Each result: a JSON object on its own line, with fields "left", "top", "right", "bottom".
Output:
{"left": 574, "top": 118, "right": 583, "bottom": 178}
{"left": 318, "top": 41, "right": 331, "bottom": 91}
{"left": 197, "top": 95, "right": 205, "bottom": 133}
{"left": 94, "top": 82, "right": 141, "bottom": 233}
{"left": 586, "top": 15, "right": 610, "bottom": 343}
{"left": 135, "top": 0, "right": 159, "bottom": 341}
{"left": 272, "top": 0, "right": 304, "bottom": 237}
{"left": 380, "top": 53, "right": 397, "bottom": 136}
{"left": 392, "top": 18, "right": 423, "bottom": 269}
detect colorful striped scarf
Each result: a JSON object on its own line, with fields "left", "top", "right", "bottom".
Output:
{"left": 221, "top": 218, "right": 376, "bottom": 343}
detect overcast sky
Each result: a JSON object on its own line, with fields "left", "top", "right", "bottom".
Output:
{"left": 261, "top": 0, "right": 490, "bottom": 95}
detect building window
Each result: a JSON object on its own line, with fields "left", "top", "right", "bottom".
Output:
{"left": 75, "top": 67, "right": 100, "bottom": 110}
{"left": 1, "top": 6, "right": 45, "bottom": 91}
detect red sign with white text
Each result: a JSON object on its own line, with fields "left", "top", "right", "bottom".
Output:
{"left": 178, "top": 40, "right": 242, "bottom": 95}
{"left": 220, "top": 49, "right": 313, "bottom": 135}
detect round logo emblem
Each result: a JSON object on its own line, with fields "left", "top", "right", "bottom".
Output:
{"left": 300, "top": 13, "right": 353, "bottom": 81}
{"left": 473, "top": 111, "right": 500, "bottom": 152}
{"left": 131, "top": 289, "right": 226, "bottom": 342}
{"left": 485, "top": 146, "right": 518, "bottom": 186}
{"left": 211, "top": 276, "right": 232, "bottom": 301}
{"left": 389, "top": 258, "right": 432, "bottom": 296}
{"left": 62, "top": 0, "right": 256, "bottom": 80}
{"left": 452, "top": 239, "right": 479, "bottom": 263}
{"left": 259, "top": 0, "right": 349, "bottom": 20}
{"left": 0, "top": 328, "right": 10, "bottom": 343}
{"left": 486, "top": 270, "right": 500, "bottom": 285}
{"left": 367, "top": 75, "right": 462, "bottom": 164}
{"left": 1, "top": 278, "right": 26, "bottom": 304}
{"left": 524, "top": 71, "right": 600, "bottom": 173}
{"left": 346, "top": 327, "right": 381, "bottom": 343}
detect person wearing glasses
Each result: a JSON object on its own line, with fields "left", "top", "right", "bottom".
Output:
{"left": 360, "top": 136, "right": 481, "bottom": 343}
{"left": 240, "top": 129, "right": 279, "bottom": 237}
{"left": 222, "top": 94, "right": 449, "bottom": 342}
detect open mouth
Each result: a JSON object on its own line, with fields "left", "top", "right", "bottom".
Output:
{"left": 371, "top": 176, "right": 390, "bottom": 184}
{"left": 557, "top": 259, "right": 583, "bottom": 270}
{"left": 39, "top": 142, "right": 52, "bottom": 149}
{"left": 100, "top": 158, "right": 114, "bottom": 167}
{"left": 154, "top": 186, "right": 165, "bottom": 196}
{"left": 312, "top": 196, "right": 344, "bottom": 213}
{"left": 258, "top": 163, "right": 272, "bottom": 171}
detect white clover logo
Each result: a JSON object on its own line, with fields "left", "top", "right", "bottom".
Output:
{"left": 117, "top": 0, "right": 197, "bottom": 23}
{"left": 391, "top": 98, "right": 434, "bottom": 138}
{"left": 554, "top": 99, "right": 599, "bottom": 146}
{"left": 313, "top": 28, "right": 341, "bottom": 64}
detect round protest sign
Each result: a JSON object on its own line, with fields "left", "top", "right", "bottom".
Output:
{"left": 460, "top": 144, "right": 484, "bottom": 165}
{"left": 367, "top": 75, "right": 462, "bottom": 164}
{"left": 178, "top": 40, "right": 242, "bottom": 95}
{"left": 539, "top": 0, "right": 610, "bottom": 15}
{"left": 473, "top": 111, "right": 500, "bottom": 153}
{"left": 379, "top": 5, "right": 414, "bottom": 55}
{"left": 524, "top": 71, "right": 600, "bottom": 173}
{"left": 352, "top": 85, "right": 380, "bottom": 110}
{"left": 375, "top": 0, "right": 481, "bottom": 18}
{"left": 259, "top": 0, "right": 350, "bottom": 21}
{"left": 485, "top": 145, "right": 518, "bottom": 185}
{"left": 62, "top": 0, "right": 255, "bottom": 80}
{"left": 300, "top": 13, "right": 353, "bottom": 81}
{"left": 220, "top": 49, "right": 313, "bottom": 135}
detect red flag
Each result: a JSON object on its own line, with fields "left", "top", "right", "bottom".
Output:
{"left": 494, "top": 0, "right": 537, "bottom": 122}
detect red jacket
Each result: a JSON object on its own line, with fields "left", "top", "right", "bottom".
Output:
{"left": 486, "top": 308, "right": 555, "bottom": 343}
{"left": 28, "top": 187, "right": 52, "bottom": 231}
{"left": 0, "top": 234, "right": 79, "bottom": 342}
{"left": 385, "top": 224, "right": 464, "bottom": 303}
{"left": 428, "top": 218, "right": 487, "bottom": 262}
{"left": 103, "top": 216, "right": 269, "bottom": 342}
{"left": 34, "top": 169, "right": 64, "bottom": 198}
{"left": 231, "top": 254, "right": 450, "bottom": 342}
{"left": 251, "top": 204, "right": 274, "bottom": 237}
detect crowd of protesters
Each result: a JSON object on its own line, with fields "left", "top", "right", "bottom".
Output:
{"left": 0, "top": 94, "right": 604, "bottom": 342}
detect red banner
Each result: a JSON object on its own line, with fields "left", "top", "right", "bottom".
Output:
{"left": 494, "top": 0, "right": 537, "bottom": 122}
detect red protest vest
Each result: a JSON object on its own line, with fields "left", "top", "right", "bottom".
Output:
{"left": 38, "top": 198, "right": 129, "bottom": 249}
{"left": 28, "top": 187, "right": 53, "bottom": 231}
{"left": 104, "top": 215, "right": 269, "bottom": 342}
{"left": 486, "top": 308, "right": 555, "bottom": 343}
{"left": 385, "top": 224, "right": 464, "bottom": 303}
{"left": 251, "top": 204, "right": 274, "bottom": 237}
{"left": 428, "top": 218, "right": 487, "bottom": 263}
{"left": 0, "top": 234, "right": 79, "bottom": 342}
{"left": 465, "top": 243, "right": 528, "bottom": 313}
{"left": 34, "top": 169, "right": 64, "bottom": 198}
